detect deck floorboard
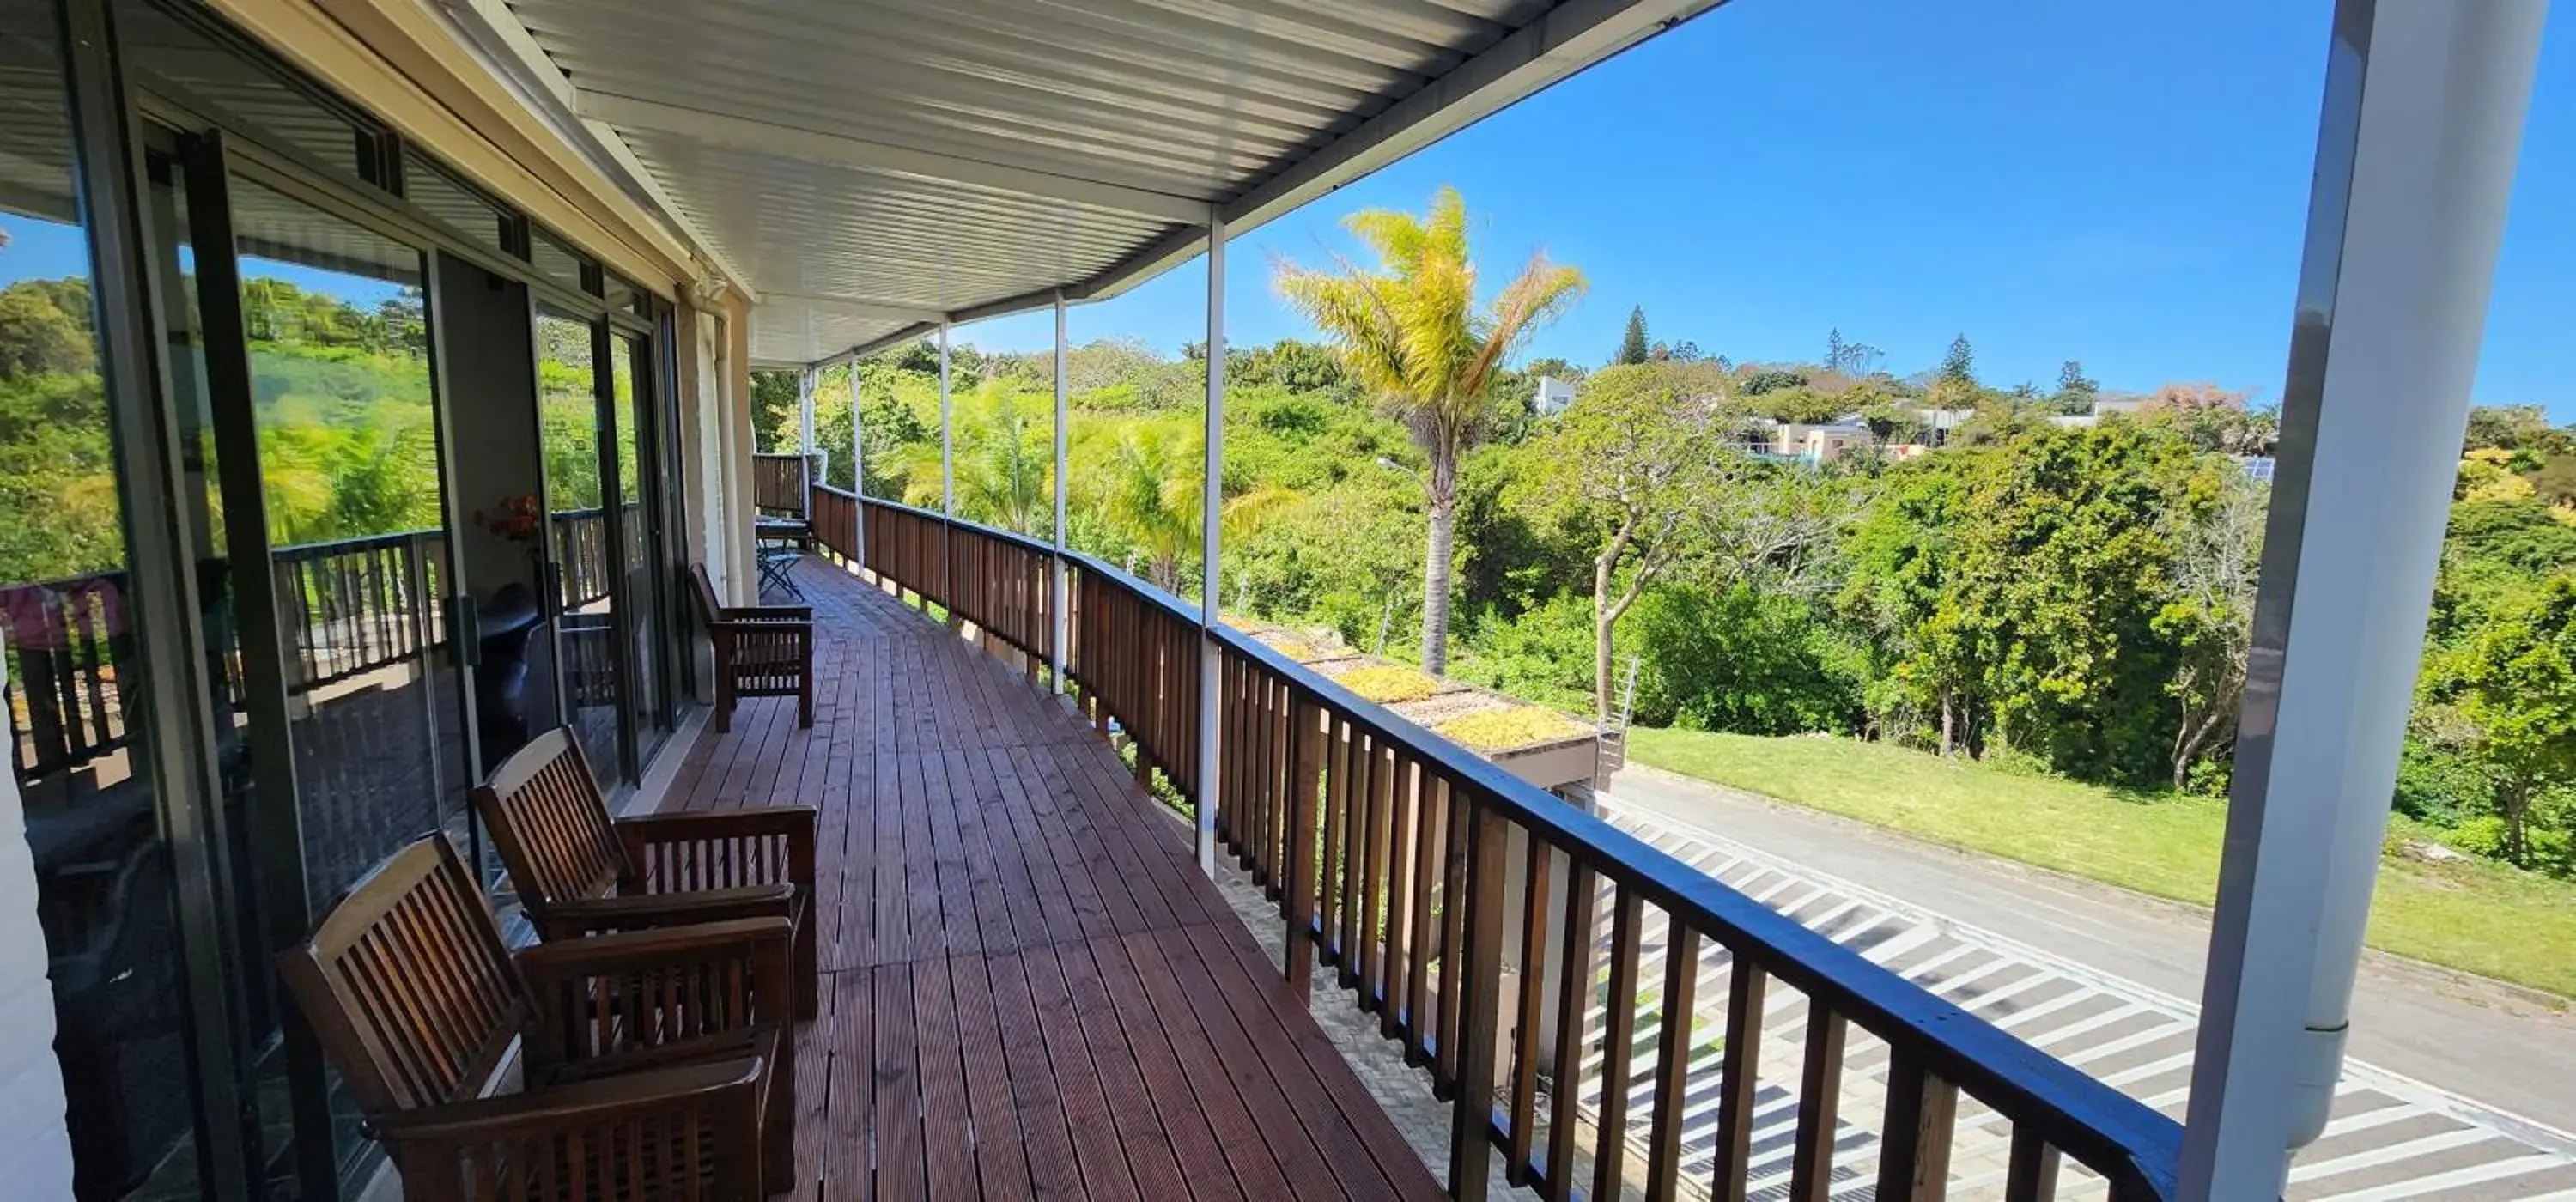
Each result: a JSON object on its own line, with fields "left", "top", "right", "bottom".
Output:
{"left": 659, "top": 561, "right": 1444, "bottom": 1200}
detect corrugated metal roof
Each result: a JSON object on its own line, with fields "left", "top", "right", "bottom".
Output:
{"left": 469, "top": 0, "right": 1720, "bottom": 362}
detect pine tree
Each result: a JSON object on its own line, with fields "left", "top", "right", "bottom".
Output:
{"left": 2056, "top": 359, "right": 2098, "bottom": 398}
{"left": 1939, "top": 334, "right": 1976, "bottom": 385}
{"left": 1615, "top": 306, "right": 1649, "bottom": 366}
{"left": 1826, "top": 327, "right": 1849, "bottom": 373}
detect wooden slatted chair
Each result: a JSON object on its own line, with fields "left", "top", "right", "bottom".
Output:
{"left": 274, "top": 835, "right": 796, "bottom": 1200}
{"left": 690, "top": 562, "right": 812, "bottom": 732}
{"left": 474, "top": 728, "right": 820, "bottom": 1019}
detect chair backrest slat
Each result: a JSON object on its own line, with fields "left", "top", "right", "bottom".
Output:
{"left": 474, "top": 728, "right": 628, "bottom": 920}
{"left": 276, "top": 836, "right": 528, "bottom": 1116}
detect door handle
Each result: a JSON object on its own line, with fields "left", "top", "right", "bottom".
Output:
{"left": 446, "top": 593, "right": 482, "bottom": 667}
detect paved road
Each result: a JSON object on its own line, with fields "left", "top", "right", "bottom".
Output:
{"left": 1602, "top": 764, "right": 2576, "bottom": 1196}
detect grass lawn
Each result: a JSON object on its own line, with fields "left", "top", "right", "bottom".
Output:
{"left": 1626, "top": 727, "right": 2576, "bottom": 1001}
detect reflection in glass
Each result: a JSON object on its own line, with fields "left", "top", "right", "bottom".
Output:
{"left": 227, "top": 176, "right": 467, "bottom": 916}
{"left": 116, "top": 0, "right": 374, "bottom": 182}
{"left": 538, "top": 310, "right": 622, "bottom": 780}
{"left": 3, "top": 7, "right": 204, "bottom": 1197}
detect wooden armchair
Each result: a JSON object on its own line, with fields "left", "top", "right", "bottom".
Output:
{"left": 475, "top": 728, "right": 820, "bottom": 1019}
{"left": 274, "top": 835, "right": 796, "bottom": 1200}
{"left": 690, "top": 562, "right": 812, "bottom": 732}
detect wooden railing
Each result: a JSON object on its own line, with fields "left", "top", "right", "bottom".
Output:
{"left": 271, "top": 529, "right": 448, "bottom": 692}
{"left": 752, "top": 453, "right": 815, "bottom": 516}
{"left": 815, "top": 494, "right": 2184, "bottom": 1202}
{"left": 552, "top": 506, "right": 613, "bottom": 610}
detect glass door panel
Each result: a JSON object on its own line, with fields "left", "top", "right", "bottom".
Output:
{"left": 224, "top": 175, "right": 466, "bottom": 918}
{"left": 536, "top": 308, "right": 623, "bottom": 782}
{"left": 173, "top": 163, "right": 471, "bottom": 1190}
{"left": 609, "top": 328, "right": 667, "bottom": 757}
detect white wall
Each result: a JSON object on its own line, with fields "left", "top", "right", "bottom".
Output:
{"left": 0, "top": 657, "right": 76, "bottom": 1196}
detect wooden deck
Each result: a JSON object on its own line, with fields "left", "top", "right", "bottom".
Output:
{"left": 656, "top": 559, "right": 1446, "bottom": 1201}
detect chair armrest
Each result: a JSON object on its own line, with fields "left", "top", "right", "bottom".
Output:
{"left": 516, "top": 919, "right": 796, "bottom": 1073}
{"left": 538, "top": 884, "right": 793, "bottom": 940}
{"left": 720, "top": 603, "right": 811, "bottom": 623}
{"left": 372, "top": 1059, "right": 762, "bottom": 1142}
{"left": 616, "top": 806, "right": 817, "bottom": 895}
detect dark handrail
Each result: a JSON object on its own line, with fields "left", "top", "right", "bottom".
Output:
{"left": 834, "top": 492, "right": 2184, "bottom": 1201}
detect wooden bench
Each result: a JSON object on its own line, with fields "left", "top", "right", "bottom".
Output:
{"left": 273, "top": 835, "right": 795, "bottom": 1200}
{"left": 474, "top": 728, "right": 821, "bottom": 1019}
{"left": 690, "top": 562, "right": 812, "bottom": 733}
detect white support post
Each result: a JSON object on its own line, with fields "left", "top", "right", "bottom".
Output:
{"left": 2179, "top": 5, "right": 2543, "bottom": 1199}
{"left": 1052, "top": 291, "right": 1071, "bottom": 696}
{"left": 796, "top": 367, "right": 817, "bottom": 499}
{"left": 1196, "top": 210, "right": 1226, "bottom": 877}
{"left": 848, "top": 355, "right": 867, "bottom": 570}
{"left": 939, "top": 321, "right": 955, "bottom": 517}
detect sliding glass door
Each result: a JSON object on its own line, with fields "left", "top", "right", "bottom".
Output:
{"left": 133, "top": 130, "right": 477, "bottom": 1193}
{"left": 610, "top": 326, "right": 671, "bottom": 759}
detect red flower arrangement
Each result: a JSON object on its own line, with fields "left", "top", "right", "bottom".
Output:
{"left": 473, "top": 493, "right": 544, "bottom": 543}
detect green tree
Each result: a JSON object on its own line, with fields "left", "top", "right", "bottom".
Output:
{"left": 2445, "top": 576, "right": 2576, "bottom": 865}
{"left": 1614, "top": 305, "right": 1649, "bottom": 366}
{"left": 2053, "top": 360, "right": 2099, "bottom": 413}
{"left": 2156, "top": 471, "right": 2266, "bottom": 789}
{"left": 1939, "top": 335, "right": 1976, "bottom": 385}
{"left": 1514, "top": 361, "right": 1735, "bottom": 716}
{"left": 1273, "top": 185, "right": 1587, "bottom": 673}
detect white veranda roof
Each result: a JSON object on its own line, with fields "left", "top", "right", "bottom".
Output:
{"left": 438, "top": 0, "right": 1722, "bottom": 363}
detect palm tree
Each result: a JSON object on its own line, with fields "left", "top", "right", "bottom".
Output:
{"left": 1273, "top": 185, "right": 1584, "bottom": 673}
{"left": 1073, "top": 413, "right": 1294, "bottom": 594}
{"left": 894, "top": 384, "right": 1052, "bottom": 534}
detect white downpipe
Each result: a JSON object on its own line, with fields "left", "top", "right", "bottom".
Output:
{"left": 1196, "top": 211, "right": 1225, "bottom": 877}
{"left": 1052, "top": 292, "right": 1070, "bottom": 695}
{"left": 2179, "top": 4, "right": 2543, "bottom": 1199}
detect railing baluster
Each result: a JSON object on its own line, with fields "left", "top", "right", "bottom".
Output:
{"left": 1406, "top": 768, "right": 1445, "bottom": 1065}
{"left": 1382, "top": 753, "right": 1417, "bottom": 1041}
{"left": 1321, "top": 714, "right": 1350, "bottom": 970}
{"left": 1448, "top": 791, "right": 1509, "bottom": 1202}
{"left": 1790, "top": 1007, "right": 1847, "bottom": 1202}
{"left": 2006, "top": 1126, "right": 2061, "bottom": 1202}
{"left": 1543, "top": 859, "right": 1597, "bottom": 1202}
{"left": 1644, "top": 920, "right": 1702, "bottom": 1202}
{"left": 1593, "top": 888, "right": 1643, "bottom": 1201}
{"left": 1877, "top": 1050, "right": 1959, "bottom": 1202}
{"left": 1337, "top": 721, "right": 1365, "bottom": 991}
{"left": 1711, "top": 958, "right": 1768, "bottom": 1202}
{"left": 1360, "top": 737, "right": 1393, "bottom": 1011}
{"left": 1285, "top": 692, "right": 1321, "bottom": 993}
{"left": 1437, "top": 778, "right": 1469, "bottom": 1091}
{"left": 1504, "top": 835, "right": 1552, "bottom": 1184}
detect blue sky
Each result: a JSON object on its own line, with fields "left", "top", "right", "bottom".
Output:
{"left": 962, "top": 0, "right": 2575, "bottom": 418}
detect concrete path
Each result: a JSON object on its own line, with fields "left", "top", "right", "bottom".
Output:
{"left": 1607, "top": 765, "right": 2576, "bottom": 1178}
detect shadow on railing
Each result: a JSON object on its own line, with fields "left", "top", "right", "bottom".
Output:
{"left": 808, "top": 485, "right": 2184, "bottom": 1202}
